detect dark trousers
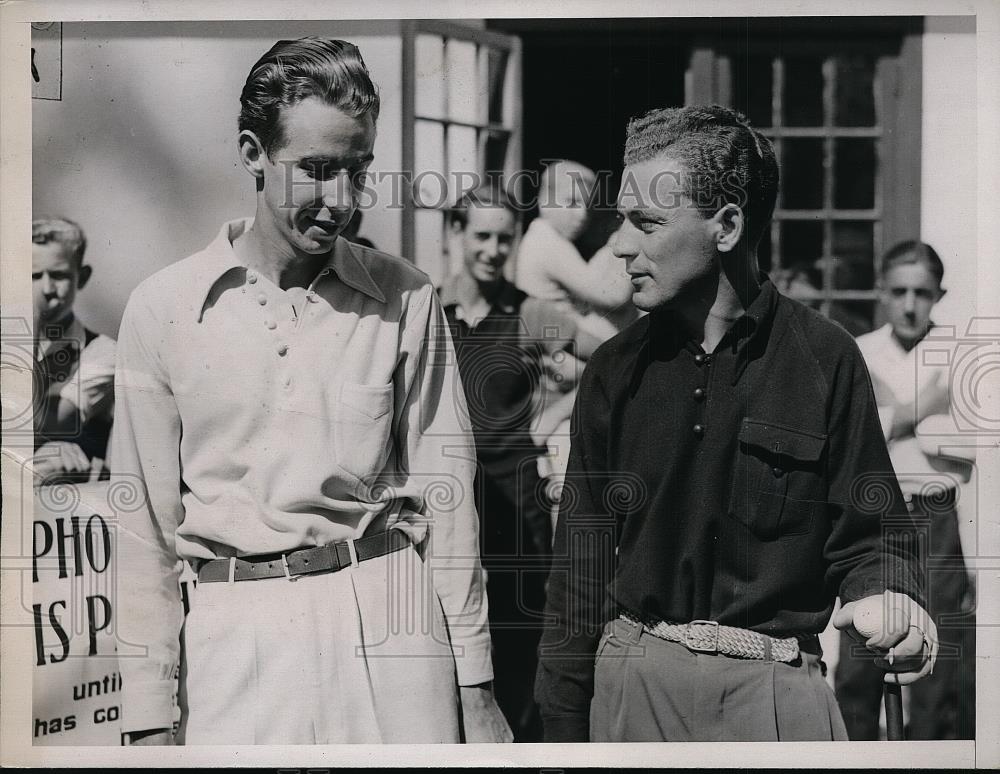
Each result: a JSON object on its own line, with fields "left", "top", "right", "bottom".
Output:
{"left": 834, "top": 495, "right": 975, "bottom": 740}
{"left": 476, "top": 454, "right": 552, "bottom": 742}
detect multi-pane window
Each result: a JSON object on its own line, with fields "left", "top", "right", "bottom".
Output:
{"left": 402, "top": 21, "right": 520, "bottom": 283}
{"left": 694, "top": 19, "right": 922, "bottom": 335}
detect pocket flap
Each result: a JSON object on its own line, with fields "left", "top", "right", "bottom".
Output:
{"left": 340, "top": 381, "right": 394, "bottom": 420}
{"left": 738, "top": 419, "right": 826, "bottom": 462}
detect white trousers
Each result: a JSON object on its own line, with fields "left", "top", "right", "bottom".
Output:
{"left": 177, "top": 541, "right": 461, "bottom": 744}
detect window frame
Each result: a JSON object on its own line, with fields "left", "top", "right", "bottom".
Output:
{"left": 686, "top": 18, "right": 923, "bottom": 329}
{"left": 401, "top": 20, "right": 522, "bottom": 274}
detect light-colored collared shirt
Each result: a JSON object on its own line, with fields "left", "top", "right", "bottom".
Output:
{"left": 856, "top": 323, "right": 973, "bottom": 495}
{"left": 112, "top": 219, "right": 491, "bottom": 732}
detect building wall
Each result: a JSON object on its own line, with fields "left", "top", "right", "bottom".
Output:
{"left": 32, "top": 21, "right": 404, "bottom": 337}
{"left": 921, "top": 16, "right": 977, "bottom": 328}
{"left": 34, "top": 19, "right": 979, "bottom": 339}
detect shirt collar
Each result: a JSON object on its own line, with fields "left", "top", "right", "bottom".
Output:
{"left": 36, "top": 315, "right": 85, "bottom": 361}
{"left": 730, "top": 277, "right": 779, "bottom": 384}
{"left": 439, "top": 275, "right": 518, "bottom": 317}
{"left": 193, "top": 219, "right": 386, "bottom": 321}
{"left": 643, "top": 275, "right": 779, "bottom": 383}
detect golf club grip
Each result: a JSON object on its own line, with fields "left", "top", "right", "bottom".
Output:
{"left": 884, "top": 682, "right": 904, "bottom": 740}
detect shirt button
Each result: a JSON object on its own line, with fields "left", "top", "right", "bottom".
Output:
{"left": 264, "top": 319, "right": 277, "bottom": 330}
{"left": 307, "top": 290, "right": 317, "bottom": 303}
{"left": 694, "top": 354, "right": 705, "bottom": 365}
{"left": 257, "top": 294, "right": 268, "bottom": 306}
{"left": 772, "top": 466, "right": 785, "bottom": 478}
{"left": 247, "top": 272, "right": 258, "bottom": 284}
{"left": 277, "top": 343, "right": 288, "bottom": 356}
{"left": 693, "top": 423, "right": 705, "bottom": 436}
{"left": 693, "top": 387, "right": 706, "bottom": 401}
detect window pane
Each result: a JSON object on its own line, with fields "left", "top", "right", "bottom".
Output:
{"left": 733, "top": 55, "right": 773, "bottom": 128}
{"left": 833, "top": 139, "right": 876, "bottom": 209}
{"left": 831, "top": 221, "right": 875, "bottom": 290}
{"left": 415, "top": 207, "right": 445, "bottom": 284}
{"left": 484, "top": 131, "right": 509, "bottom": 178}
{"left": 833, "top": 54, "right": 876, "bottom": 127}
{"left": 486, "top": 47, "right": 508, "bottom": 125}
{"left": 783, "top": 56, "right": 825, "bottom": 126}
{"left": 447, "top": 125, "right": 478, "bottom": 200}
{"left": 780, "top": 220, "right": 824, "bottom": 279}
{"left": 415, "top": 35, "right": 445, "bottom": 119}
{"left": 414, "top": 120, "right": 446, "bottom": 209}
{"left": 446, "top": 39, "right": 478, "bottom": 124}
{"left": 781, "top": 139, "right": 825, "bottom": 209}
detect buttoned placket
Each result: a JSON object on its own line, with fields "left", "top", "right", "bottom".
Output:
{"left": 248, "top": 265, "right": 333, "bottom": 392}
{"left": 691, "top": 349, "right": 712, "bottom": 439}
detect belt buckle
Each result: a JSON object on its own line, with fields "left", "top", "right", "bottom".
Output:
{"left": 684, "top": 620, "right": 720, "bottom": 653}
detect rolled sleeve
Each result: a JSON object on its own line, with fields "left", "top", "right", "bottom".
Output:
{"left": 111, "top": 291, "right": 185, "bottom": 732}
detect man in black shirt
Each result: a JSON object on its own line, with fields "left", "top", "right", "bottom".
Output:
{"left": 535, "top": 105, "right": 938, "bottom": 742}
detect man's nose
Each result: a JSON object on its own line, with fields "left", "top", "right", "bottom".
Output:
{"left": 611, "top": 223, "right": 638, "bottom": 259}
{"left": 38, "top": 272, "right": 54, "bottom": 294}
{"left": 321, "top": 171, "right": 354, "bottom": 213}
{"left": 903, "top": 291, "right": 917, "bottom": 314}
{"left": 481, "top": 235, "right": 500, "bottom": 257}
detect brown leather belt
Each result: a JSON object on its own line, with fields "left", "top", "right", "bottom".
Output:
{"left": 197, "top": 529, "right": 410, "bottom": 583}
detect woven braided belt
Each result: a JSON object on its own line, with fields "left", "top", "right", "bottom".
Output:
{"left": 620, "top": 612, "right": 802, "bottom": 663}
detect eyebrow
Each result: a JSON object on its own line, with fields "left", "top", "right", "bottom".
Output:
{"left": 299, "top": 153, "right": 375, "bottom": 167}
{"left": 618, "top": 206, "right": 663, "bottom": 219}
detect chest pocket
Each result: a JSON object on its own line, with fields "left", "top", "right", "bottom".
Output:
{"left": 334, "top": 381, "right": 395, "bottom": 483}
{"left": 729, "top": 419, "right": 827, "bottom": 540}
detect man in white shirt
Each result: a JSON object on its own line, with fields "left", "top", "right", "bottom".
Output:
{"left": 835, "top": 241, "right": 975, "bottom": 740}
{"left": 114, "top": 37, "right": 508, "bottom": 745}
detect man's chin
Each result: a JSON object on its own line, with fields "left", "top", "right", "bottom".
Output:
{"left": 296, "top": 230, "right": 339, "bottom": 253}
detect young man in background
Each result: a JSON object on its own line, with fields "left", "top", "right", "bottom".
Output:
{"left": 836, "top": 241, "right": 976, "bottom": 740}
{"left": 441, "top": 185, "right": 599, "bottom": 740}
{"left": 32, "top": 216, "right": 115, "bottom": 481}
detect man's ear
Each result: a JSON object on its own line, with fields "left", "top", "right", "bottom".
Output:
{"left": 712, "top": 203, "right": 744, "bottom": 253}
{"left": 937, "top": 287, "right": 948, "bottom": 302}
{"left": 238, "top": 130, "right": 267, "bottom": 180}
{"left": 76, "top": 264, "right": 92, "bottom": 290}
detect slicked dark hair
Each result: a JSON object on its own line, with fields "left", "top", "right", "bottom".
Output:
{"left": 624, "top": 105, "right": 779, "bottom": 249}
{"left": 239, "top": 37, "right": 380, "bottom": 157}
{"left": 881, "top": 240, "right": 945, "bottom": 286}
{"left": 449, "top": 185, "right": 518, "bottom": 229}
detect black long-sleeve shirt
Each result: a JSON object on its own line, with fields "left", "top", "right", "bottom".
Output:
{"left": 535, "top": 280, "right": 924, "bottom": 742}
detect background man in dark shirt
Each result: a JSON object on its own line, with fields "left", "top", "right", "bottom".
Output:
{"left": 441, "top": 186, "right": 598, "bottom": 741}
{"left": 535, "top": 105, "right": 938, "bottom": 742}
